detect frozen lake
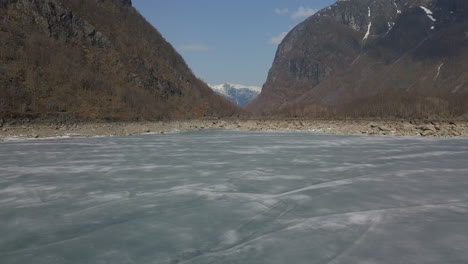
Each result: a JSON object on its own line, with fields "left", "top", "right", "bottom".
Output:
{"left": 1, "top": 130, "right": 468, "bottom": 264}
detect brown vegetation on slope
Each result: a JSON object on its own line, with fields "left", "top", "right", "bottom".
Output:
{"left": 0, "top": 0, "right": 240, "bottom": 121}
{"left": 248, "top": 0, "right": 468, "bottom": 119}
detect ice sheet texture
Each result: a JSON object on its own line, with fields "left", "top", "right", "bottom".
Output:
{"left": 1, "top": 131, "right": 468, "bottom": 264}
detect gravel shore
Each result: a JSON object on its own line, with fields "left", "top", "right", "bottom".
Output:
{"left": 1, "top": 119, "right": 467, "bottom": 141}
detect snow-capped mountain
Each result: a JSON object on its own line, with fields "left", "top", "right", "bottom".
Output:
{"left": 209, "top": 83, "right": 261, "bottom": 107}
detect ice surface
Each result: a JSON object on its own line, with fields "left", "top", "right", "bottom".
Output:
{"left": 1, "top": 131, "right": 468, "bottom": 263}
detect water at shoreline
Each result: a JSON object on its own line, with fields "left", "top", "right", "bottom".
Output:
{"left": 1, "top": 131, "right": 468, "bottom": 263}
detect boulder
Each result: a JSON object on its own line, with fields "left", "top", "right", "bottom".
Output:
{"left": 421, "top": 130, "right": 434, "bottom": 137}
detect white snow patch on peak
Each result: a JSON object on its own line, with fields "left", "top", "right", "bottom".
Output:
{"left": 420, "top": 6, "right": 436, "bottom": 22}
{"left": 363, "top": 7, "right": 372, "bottom": 41}
{"left": 208, "top": 83, "right": 262, "bottom": 106}
{"left": 209, "top": 83, "right": 262, "bottom": 93}
{"left": 394, "top": 0, "right": 402, "bottom": 14}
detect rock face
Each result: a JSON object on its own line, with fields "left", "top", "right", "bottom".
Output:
{"left": 248, "top": 0, "right": 468, "bottom": 118}
{"left": 114, "top": 0, "right": 132, "bottom": 6}
{"left": 209, "top": 83, "right": 261, "bottom": 107}
{"left": 0, "top": 0, "right": 239, "bottom": 121}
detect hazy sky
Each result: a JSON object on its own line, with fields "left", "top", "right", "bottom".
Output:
{"left": 132, "top": 0, "right": 336, "bottom": 87}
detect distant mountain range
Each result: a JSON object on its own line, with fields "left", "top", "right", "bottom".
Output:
{"left": 248, "top": 0, "right": 468, "bottom": 118}
{"left": 209, "top": 83, "right": 261, "bottom": 107}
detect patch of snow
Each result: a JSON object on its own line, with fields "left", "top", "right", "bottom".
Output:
{"left": 394, "top": 0, "right": 402, "bottom": 14}
{"left": 209, "top": 83, "right": 262, "bottom": 106}
{"left": 210, "top": 83, "right": 261, "bottom": 94}
{"left": 420, "top": 6, "right": 436, "bottom": 22}
{"left": 385, "top": 22, "right": 395, "bottom": 35}
{"left": 363, "top": 7, "right": 372, "bottom": 41}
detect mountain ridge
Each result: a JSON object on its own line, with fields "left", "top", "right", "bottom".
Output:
{"left": 247, "top": 0, "right": 468, "bottom": 118}
{"left": 0, "top": 0, "right": 240, "bottom": 121}
{"left": 209, "top": 83, "right": 261, "bottom": 107}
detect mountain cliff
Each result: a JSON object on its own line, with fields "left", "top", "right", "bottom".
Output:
{"left": 0, "top": 0, "right": 240, "bottom": 121}
{"left": 209, "top": 83, "right": 261, "bottom": 107}
{"left": 248, "top": 0, "right": 468, "bottom": 118}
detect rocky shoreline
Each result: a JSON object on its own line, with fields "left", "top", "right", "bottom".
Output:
{"left": 1, "top": 119, "right": 467, "bottom": 141}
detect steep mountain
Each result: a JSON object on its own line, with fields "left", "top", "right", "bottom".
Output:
{"left": 0, "top": 0, "right": 240, "bottom": 121}
{"left": 209, "top": 83, "right": 261, "bottom": 107}
{"left": 248, "top": 0, "right": 468, "bottom": 118}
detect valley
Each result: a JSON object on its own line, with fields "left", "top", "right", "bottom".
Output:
{"left": 1, "top": 1, "right": 468, "bottom": 263}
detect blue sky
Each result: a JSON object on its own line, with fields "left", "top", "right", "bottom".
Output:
{"left": 132, "top": 0, "right": 336, "bottom": 87}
